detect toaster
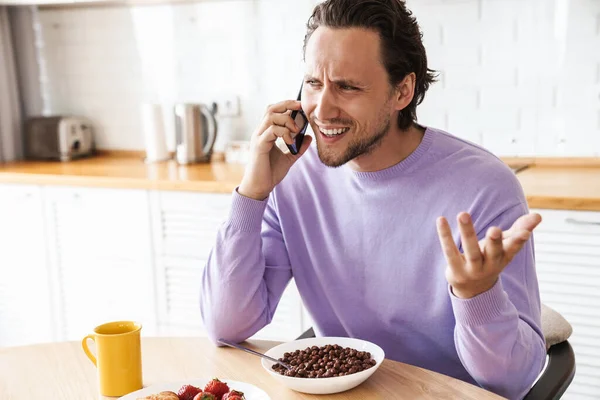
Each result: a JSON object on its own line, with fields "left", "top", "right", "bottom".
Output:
{"left": 24, "top": 116, "right": 95, "bottom": 161}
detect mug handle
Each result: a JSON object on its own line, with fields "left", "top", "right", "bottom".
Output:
{"left": 82, "top": 334, "right": 97, "bottom": 367}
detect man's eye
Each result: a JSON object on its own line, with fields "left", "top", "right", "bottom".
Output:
{"left": 306, "top": 79, "right": 320, "bottom": 86}
{"left": 341, "top": 85, "right": 357, "bottom": 91}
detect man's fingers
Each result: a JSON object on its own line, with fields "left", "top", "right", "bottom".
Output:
{"left": 457, "top": 212, "right": 482, "bottom": 267}
{"left": 265, "top": 100, "right": 302, "bottom": 115}
{"left": 254, "top": 111, "right": 299, "bottom": 141}
{"left": 270, "top": 113, "right": 300, "bottom": 134}
{"left": 436, "top": 217, "right": 463, "bottom": 269}
{"left": 501, "top": 213, "right": 542, "bottom": 239}
{"left": 503, "top": 230, "right": 532, "bottom": 263}
{"left": 514, "top": 212, "right": 542, "bottom": 231}
{"left": 483, "top": 226, "right": 504, "bottom": 263}
{"left": 260, "top": 125, "right": 295, "bottom": 146}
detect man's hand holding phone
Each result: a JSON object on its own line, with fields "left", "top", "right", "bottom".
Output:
{"left": 238, "top": 99, "right": 312, "bottom": 201}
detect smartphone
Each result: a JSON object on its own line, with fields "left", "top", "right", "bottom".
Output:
{"left": 287, "top": 83, "right": 309, "bottom": 155}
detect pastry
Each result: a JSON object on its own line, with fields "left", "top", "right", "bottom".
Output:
{"left": 137, "top": 390, "right": 179, "bottom": 400}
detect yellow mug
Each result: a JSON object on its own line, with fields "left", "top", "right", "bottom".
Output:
{"left": 82, "top": 320, "right": 143, "bottom": 397}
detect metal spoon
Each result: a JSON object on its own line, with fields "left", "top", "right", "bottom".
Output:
{"left": 217, "top": 338, "right": 292, "bottom": 370}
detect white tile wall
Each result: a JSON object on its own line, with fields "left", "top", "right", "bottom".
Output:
{"left": 412, "top": 0, "right": 600, "bottom": 157}
{"left": 35, "top": 0, "right": 319, "bottom": 150}
{"left": 34, "top": 0, "right": 600, "bottom": 156}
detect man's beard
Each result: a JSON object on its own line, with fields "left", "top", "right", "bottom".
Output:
{"left": 316, "top": 113, "right": 391, "bottom": 168}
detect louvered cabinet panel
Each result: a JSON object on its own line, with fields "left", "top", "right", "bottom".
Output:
{"left": 0, "top": 184, "right": 55, "bottom": 346}
{"left": 44, "top": 187, "right": 157, "bottom": 341}
{"left": 155, "top": 254, "right": 306, "bottom": 342}
{"left": 150, "top": 191, "right": 232, "bottom": 259}
{"left": 158, "top": 257, "right": 302, "bottom": 340}
{"left": 155, "top": 256, "right": 205, "bottom": 336}
{"left": 150, "top": 191, "right": 230, "bottom": 333}
{"left": 532, "top": 209, "right": 600, "bottom": 400}
{"left": 251, "top": 279, "right": 304, "bottom": 341}
{"left": 150, "top": 190, "right": 305, "bottom": 341}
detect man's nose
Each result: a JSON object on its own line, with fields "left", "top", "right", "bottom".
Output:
{"left": 314, "top": 87, "right": 340, "bottom": 122}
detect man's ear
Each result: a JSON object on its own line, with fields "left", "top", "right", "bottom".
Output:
{"left": 394, "top": 72, "right": 416, "bottom": 111}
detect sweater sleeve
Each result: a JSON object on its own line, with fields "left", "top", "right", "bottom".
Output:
{"left": 200, "top": 189, "right": 293, "bottom": 344}
{"left": 451, "top": 202, "right": 547, "bottom": 400}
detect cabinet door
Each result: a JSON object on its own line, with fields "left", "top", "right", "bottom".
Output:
{"left": 44, "top": 187, "right": 156, "bottom": 341}
{"left": 150, "top": 190, "right": 306, "bottom": 341}
{"left": 252, "top": 279, "right": 304, "bottom": 341}
{"left": 150, "top": 191, "right": 229, "bottom": 336}
{"left": 153, "top": 256, "right": 205, "bottom": 336}
{"left": 151, "top": 191, "right": 232, "bottom": 260}
{"left": 532, "top": 209, "right": 600, "bottom": 399}
{"left": 0, "top": 184, "right": 55, "bottom": 347}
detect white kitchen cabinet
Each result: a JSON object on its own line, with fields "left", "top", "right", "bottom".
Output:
{"left": 532, "top": 208, "right": 600, "bottom": 399}
{"left": 0, "top": 184, "right": 310, "bottom": 347}
{"left": 149, "top": 190, "right": 307, "bottom": 341}
{"left": 150, "top": 191, "right": 232, "bottom": 261}
{"left": 0, "top": 184, "right": 55, "bottom": 347}
{"left": 149, "top": 191, "right": 231, "bottom": 337}
{"left": 254, "top": 279, "right": 305, "bottom": 341}
{"left": 43, "top": 186, "right": 157, "bottom": 341}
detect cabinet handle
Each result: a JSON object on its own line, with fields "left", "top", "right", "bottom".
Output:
{"left": 565, "top": 218, "right": 600, "bottom": 227}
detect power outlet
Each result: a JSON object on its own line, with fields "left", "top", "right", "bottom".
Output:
{"left": 215, "top": 95, "right": 240, "bottom": 117}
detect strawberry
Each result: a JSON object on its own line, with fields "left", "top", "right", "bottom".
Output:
{"left": 178, "top": 384, "right": 202, "bottom": 400}
{"left": 193, "top": 393, "right": 216, "bottom": 400}
{"left": 222, "top": 390, "right": 245, "bottom": 400}
{"left": 203, "top": 378, "right": 230, "bottom": 400}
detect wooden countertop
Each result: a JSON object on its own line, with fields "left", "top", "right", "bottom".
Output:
{"left": 516, "top": 166, "right": 600, "bottom": 211}
{"left": 0, "top": 154, "right": 245, "bottom": 193}
{"left": 0, "top": 336, "right": 504, "bottom": 399}
{"left": 0, "top": 154, "right": 599, "bottom": 211}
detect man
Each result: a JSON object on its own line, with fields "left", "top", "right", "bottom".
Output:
{"left": 200, "top": 0, "right": 546, "bottom": 398}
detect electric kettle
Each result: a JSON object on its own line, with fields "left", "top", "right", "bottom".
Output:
{"left": 174, "top": 103, "right": 218, "bottom": 164}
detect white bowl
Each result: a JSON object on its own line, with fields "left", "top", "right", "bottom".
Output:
{"left": 261, "top": 336, "right": 385, "bottom": 395}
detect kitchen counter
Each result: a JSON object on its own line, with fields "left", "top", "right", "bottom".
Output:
{"left": 1, "top": 153, "right": 600, "bottom": 211}
{"left": 516, "top": 166, "right": 600, "bottom": 211}
{"left": 0, "top": 153, "right": 245, "bottom": 193}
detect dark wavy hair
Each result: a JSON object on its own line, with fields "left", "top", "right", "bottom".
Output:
{"left": 303, "top": 0, "right": 438, "bottom": 130}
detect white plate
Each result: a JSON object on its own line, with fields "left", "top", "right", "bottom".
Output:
{"left": 119, "top": 379, "right": 271, "bottom": 399}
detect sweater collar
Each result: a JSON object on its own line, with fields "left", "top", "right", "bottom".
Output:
{"left": 347, "top": 126, "right": 434, "bottom": 181}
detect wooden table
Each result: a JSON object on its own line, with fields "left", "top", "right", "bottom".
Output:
{"left": 0, "top": 337, "right": 505, "bottom": 399}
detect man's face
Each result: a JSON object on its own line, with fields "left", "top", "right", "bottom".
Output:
{"left": 302, "top": 27, "right": 396, "bottom": 167}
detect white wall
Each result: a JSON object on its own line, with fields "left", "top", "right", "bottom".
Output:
{"left": 411, "top": 0, "right": 600, "bottom": 157}
{"left": 34, "top": 0, "right": 600, "bottom": 156}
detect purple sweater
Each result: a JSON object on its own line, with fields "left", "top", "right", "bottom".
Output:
{"left": 200, "top": 127, "right": 546, "bottom": 399}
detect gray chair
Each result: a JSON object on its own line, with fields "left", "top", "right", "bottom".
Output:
{"left": 296, "top": 304, "right": 575, "bottom": 399}
{"left": 523, "top": 304, "right": 576, "bottom": 400}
